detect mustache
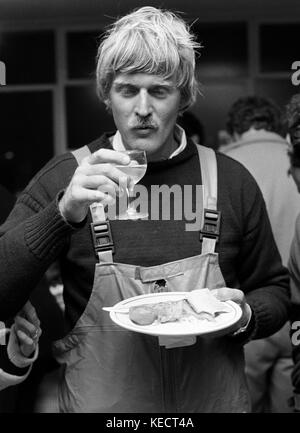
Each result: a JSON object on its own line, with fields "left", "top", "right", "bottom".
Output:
{"left": 130, "top": 119, "right": 157, "bottom": 129}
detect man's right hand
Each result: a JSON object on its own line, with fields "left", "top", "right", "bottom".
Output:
{"left": 59, "top": 149, "right": 130, "bottom": 223}
{"left": 14, "top": 301, "right": 41, "bottom": 358}
{"left": 8, "top": 301, "right": 42, "bottom": 367}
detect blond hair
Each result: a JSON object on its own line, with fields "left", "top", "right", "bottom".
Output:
{"left": 96, "top": 6, "right": 201, "bottom": 110}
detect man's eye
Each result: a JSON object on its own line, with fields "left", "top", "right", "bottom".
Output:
{"left": 151, "top": 88, "right": 168, "bottom": 97}
{"left": 120, "top": 86, "right": 138, "bottom": 97}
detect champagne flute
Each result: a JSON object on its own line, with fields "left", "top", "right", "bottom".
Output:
{"left": 115, "top": 150, "right": 148, "bottom": 219}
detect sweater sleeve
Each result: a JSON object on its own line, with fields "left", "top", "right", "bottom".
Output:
{"left": 0, "top": 163, "right": 75, "bottom": 320}
{"left": 234, "top": 165, "right": 291, "bottom": 340}
{"left": 288, "top": 215, "right": 300, "bottom": 393}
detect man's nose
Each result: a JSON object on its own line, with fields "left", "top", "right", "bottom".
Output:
{"left": 134, "top": 90, "right": 152, "bottom": 117}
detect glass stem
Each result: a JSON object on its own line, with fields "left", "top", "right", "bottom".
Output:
{"left": 127, "top": 186, "right": 135, "bottom": 214}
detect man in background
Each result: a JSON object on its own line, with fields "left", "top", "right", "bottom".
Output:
{"left": 285, "top": 93, "right": 300, "bottom": 412}
{"left": 0, "top": 301, "right": 41, "bottom": 392}
{"left": 0, "top": 186, "right": 62, "bottom": 412}
{"left": 221, "top": 95, "right": 300, "bottom": 412}
{"left": 0, "top": 184, "right": 17, "bottom": 411}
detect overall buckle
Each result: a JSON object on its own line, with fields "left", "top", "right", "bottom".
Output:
{"left": 199, "top": 209, "right": 221, "bottom": 242}
{"left": 90, "top": 221, "right": 115, "bottom": 256}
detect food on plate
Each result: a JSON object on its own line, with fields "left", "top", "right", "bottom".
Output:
{"left": 186, "top": 288, "right": 229, "bottom": 314}
{"left": 129, "top": 305, "right": 157, "bottom": 325}
{"left": 129, "top": 290, "right": 230, "bottom": 326}
{"left": 130, "top": 300, "right": 185, "bottom": 325}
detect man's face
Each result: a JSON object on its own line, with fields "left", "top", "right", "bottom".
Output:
{"left": 108, "top": 73, "right": 182, "bottom": 160}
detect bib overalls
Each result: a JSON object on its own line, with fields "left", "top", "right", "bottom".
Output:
{"left": 52, "top": 144, "right": 250, "bottom": 413}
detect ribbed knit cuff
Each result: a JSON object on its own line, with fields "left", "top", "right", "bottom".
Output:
{"left": 25, "top": 193, "right": 75, "bottom": 261}
{"left": 230, "top": 310, "right": 256, "bottom": 345}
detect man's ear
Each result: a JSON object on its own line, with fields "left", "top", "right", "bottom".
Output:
{"left": 104, "top": 98, "right": 112, "bottom": 112}
{"left": 178, "top": 94, "right": 189, "bottom": 113}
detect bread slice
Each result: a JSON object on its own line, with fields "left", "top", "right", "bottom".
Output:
{"left": 186, "top": 289, "right": 230, "bottom": 315}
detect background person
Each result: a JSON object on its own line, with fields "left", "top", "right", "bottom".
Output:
{"left": 0, "top": 301, "right": 41, "bottom": 392}
{"left": 220, "top": 95, "right": 300, "bottom": 412}
{"left": 285, "top": 93, "right": 300, "bottom": 413}
{"left": 0, "top": 184, "right": 62, "bottom": 412}
{"left": 0, "top": 7, "right": 290, "bottom": 413}
{"left": 0, "top": 185, "right": 17, "bottom": 411}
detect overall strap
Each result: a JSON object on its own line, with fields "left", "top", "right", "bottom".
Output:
{"left": 71, "top": 145, "right": 91, "bottom": 165}
{"left": 196, "top": 144, "right": 221, "bottom": 254}
{"left": 71, "top": 146, "right": 114, "bottom": 263}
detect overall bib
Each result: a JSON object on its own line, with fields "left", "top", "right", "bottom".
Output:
{"left": 53, "top": 144, "right": 250, "bottom": 413}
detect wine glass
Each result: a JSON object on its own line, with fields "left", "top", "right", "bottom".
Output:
{"left": 115, "top": 150, "right": 148, "bottom": 219}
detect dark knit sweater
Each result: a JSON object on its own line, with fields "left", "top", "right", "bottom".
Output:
{"left": 0, "top": 134, "right": 290, "bottom": 339}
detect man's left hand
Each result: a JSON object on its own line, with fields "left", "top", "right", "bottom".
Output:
{"left": 211, "top": 287, "right": 251, "bottom": 330}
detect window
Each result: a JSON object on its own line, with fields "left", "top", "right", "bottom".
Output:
{"left": 193, "top": 22, "right": 248, "bottom": 78}
{"left": 0, "top": 31, "right": 55, "bottom": 84}
{"left": 65, "top": 85, "right": 115, "bottom": 149}
{"left": 2, "top": 19, "right": 300, "bottom": 194}
{"left": 260, "top": 24, "right": 300, "bottom": 73}
{"left": 67, "top": 31, "right": 103, "bottom": 79}
{"left": 0, "top": 91, "right": 53, "bottom": 192}
{"left": 193, "top": 80, "right": 248, "bottom": 149}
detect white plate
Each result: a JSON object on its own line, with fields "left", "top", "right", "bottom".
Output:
{"left": 107, "top": 292, "right": 243, "bottom": 338}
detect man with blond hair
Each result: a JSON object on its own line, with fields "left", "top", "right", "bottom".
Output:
{"left": 0, "top": 7, "right": 290, "bottom": 412}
